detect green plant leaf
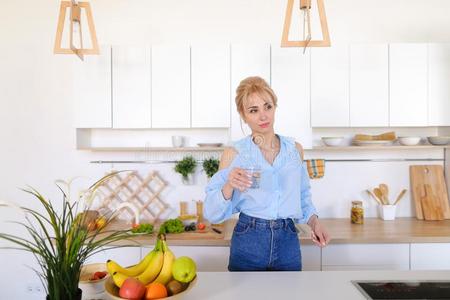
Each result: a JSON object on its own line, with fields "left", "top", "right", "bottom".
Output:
{"left": 202, "top": 157, "right": 220, "bottom": 178}
{"left": 0, "top": 174, "right": 137, "bottom": 300}
{"left": 174, "top": 156, "right": 197, "bottom": 178}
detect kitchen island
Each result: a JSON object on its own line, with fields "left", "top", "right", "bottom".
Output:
{"left": 182, "top": 270, "right": 450, "bottom": 300}
{"left": 96, "top": 270, "right": 450, "bottom": 300}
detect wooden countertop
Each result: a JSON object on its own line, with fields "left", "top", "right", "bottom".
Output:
{"left": 320, "top": 217, "right": 450, "bottom": 244}
{"left": 103, "top": 217, "right": 450, "bottom": 247}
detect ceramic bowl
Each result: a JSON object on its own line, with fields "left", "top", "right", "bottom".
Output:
{"left": 427, "top": 136, "right": 450, "bottom": 145}
{"left": 397, "top": 136, "right": 421, "bottom": 146}
{"left": 104, "top": 276, "right": 198, "bottom": 299}
{"left": 178, "top": 215, "right": 199, "bottom": 226}
{"left": 79, "top": 263, "right": 109, "bottom": 296}
{"left": 321, "top": 137, "right": 344, "bottom": 147}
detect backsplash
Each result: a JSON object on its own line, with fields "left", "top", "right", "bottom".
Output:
{"left": 90, "top": 145, "right": 445, "bottom": 221}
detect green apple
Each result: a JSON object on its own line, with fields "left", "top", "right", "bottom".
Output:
{"left": 172, "top": 256, "right": 197, "bottom": 283}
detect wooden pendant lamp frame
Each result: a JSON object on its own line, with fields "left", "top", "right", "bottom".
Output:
{"left": 54, "top": 1, "right": 99, "bottom": 60}
{"left": 281, "top": 0, "right": 331, "bottom": 47}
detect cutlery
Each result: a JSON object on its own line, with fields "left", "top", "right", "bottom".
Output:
{"left": 212, "top": 228, "right": 222, "bottom": 234}
{"left": 393, "top": 189, "right": 407, "bottom": 205}
{"left": 366, "top": 190, "right": 383, "bottom": 205}
{"left": 379, "top": 183, "right": 390, "bottom": 204}
{"left": 373, "top": 188, "right": 387, "bottom": 205}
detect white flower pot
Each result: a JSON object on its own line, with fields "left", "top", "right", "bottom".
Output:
{"left": 182, "top": 173, "right": 195, "bottom": 185}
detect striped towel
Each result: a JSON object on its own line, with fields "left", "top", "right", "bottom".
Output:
{"left": 305, "top": 159, "right": 325, "bottom": 179}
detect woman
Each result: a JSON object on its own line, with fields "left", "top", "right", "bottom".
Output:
{"left": 204, "top": 76, "right": 330, "bottom": 271}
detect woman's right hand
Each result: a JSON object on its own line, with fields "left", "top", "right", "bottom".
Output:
{"left": 222, "top": 168, "right": 252, "bottom": 198}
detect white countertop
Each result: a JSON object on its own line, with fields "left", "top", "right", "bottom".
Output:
{"left": 93, "top": 270, "right": 450, "bottom": 300}
{"left": 182, "top": 270, "right": 450, "bottom": 299}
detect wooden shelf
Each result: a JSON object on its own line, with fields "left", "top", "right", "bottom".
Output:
{"left": 78, "top": 145, "right": 449, "bottom": 152}
{"left": 312, "top": 145, "right": 449, "bottom": 151}
{"left": 78, "top": 146, "right": 227, "bottom": 152}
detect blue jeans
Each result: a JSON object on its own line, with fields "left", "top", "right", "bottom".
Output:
{"left": 228, "top": 213, "right": 302, "bottom": 271}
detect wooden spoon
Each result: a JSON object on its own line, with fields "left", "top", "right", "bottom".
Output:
{"left": 366, "top": 190, "right": 383, "bottom": 205}
{"left": 373, "top": 188, "right": 385, "bottom": 205}
{"left": 393, "top": 189, "right": 407, "bottom": 206}
{"left": 379, "top": 183, "right": 389, "bottom": 204}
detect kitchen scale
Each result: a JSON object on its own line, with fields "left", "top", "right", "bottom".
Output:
{"left": 352, "top": 281, "right": 450, "bottom": 299}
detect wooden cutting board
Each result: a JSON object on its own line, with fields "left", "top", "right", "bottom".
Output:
{"left": 410, "top": 165, "right": 450, "bottom": 220}
{"left": 420, "top": 184, "right": 444, "bottom": 220}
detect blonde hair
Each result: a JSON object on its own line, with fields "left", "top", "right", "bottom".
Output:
{"left": 235, "top": 76, "right": 278, "bottom": 120}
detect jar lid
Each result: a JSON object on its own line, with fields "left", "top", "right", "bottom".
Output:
{"left": 352, "top": 200, "right": 363, "bottom": 205}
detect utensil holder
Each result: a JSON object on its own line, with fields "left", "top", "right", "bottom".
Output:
{"left": 379, "top": 204, "right": 397, "bottom": 220}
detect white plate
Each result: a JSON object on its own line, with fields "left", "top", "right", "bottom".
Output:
{"left": 197, "top": 143, "right": 223, "bottom": 147}
{"left": 353, "top": 140, "right": 393, "bottom": 146}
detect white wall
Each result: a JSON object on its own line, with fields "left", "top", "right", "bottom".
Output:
{"left": 1, "top": 0, "right": 450, "bottom": 298}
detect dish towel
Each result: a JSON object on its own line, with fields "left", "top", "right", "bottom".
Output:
{"left": 305, "top": 159, "right": 325, "bottom": 179}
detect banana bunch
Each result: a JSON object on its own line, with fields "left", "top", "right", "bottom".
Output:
{"left": 107, "top": 234, "right": 175, "bottom": 288}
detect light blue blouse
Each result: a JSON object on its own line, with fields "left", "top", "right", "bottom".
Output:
{"left": 204, "top": 134, "right": 318, "bottom": 224}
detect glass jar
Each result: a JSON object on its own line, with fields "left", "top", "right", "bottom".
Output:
{"left": 196, "top": 200, "right": 204, "bottom": 223}
{"left": 351, "top": 201, "right": 364, "bottom": 224}
{"left": 179, "top": 201, "right": 188, "bottom": 216}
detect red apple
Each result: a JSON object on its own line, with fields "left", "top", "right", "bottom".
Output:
{"left": 119, "top": 277, "right": 146, "bottom": 300}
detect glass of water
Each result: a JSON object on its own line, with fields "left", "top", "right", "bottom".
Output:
{"left": 244, "top": 167, "right": 262, "bottom": 189}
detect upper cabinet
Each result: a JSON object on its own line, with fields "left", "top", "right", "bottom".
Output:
{"left": 311, "top": 45, "right": 350, "bottom": 127}
{"left": 230, "top": 44, "right": 271, "bottom": 141}
{"left": 349, "top": 44, "right": 389, "bottom": 127}
{"left": 271, "top": 47, "right": 312, "bottom": 149}
{"left": 389, "top": 43, "right": 428, "bottom": 127}
{"left": 428, "top": 43, "right": 450, "bottom": 126}
{"left": 112, "top": 46, "right": 151, "bottom": 128}
{"left": 73, "top": 45, "right": 112, "bottom": 128}
{"left": 191, "top": 45, "right": 230, "bottom": 128}
{"left": 151, "top": 45, "right": 191, "bottom": 128}
{"left": 74, "top": 43, "right": 450, "bottom": 139}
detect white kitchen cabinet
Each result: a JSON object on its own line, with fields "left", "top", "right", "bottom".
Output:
{"left": 86, "top": 246, "right": 141, "bottom": 266}
{"left": 428, "top": 43, "right": 450, "bottom": 126}
{"left": 311, "top": 45, "right": 350, "bottom": 127}
{"left": 230, "top": 44, "right": 271, "bottom": 141}
{"left": 389, "top": 43, "right": 428, "bottom": 126}
{"left": 271, "top": 47, "right": 312, "bottom": 149}
{"left": 191, "top": 45, "right": 230, "bottom": 128}
{"left": 73, "top": 45, "right": 112, "bottom": 128}
{"left": 300, "top": 244, "right": 321, "bottom": 271}
{"left": 350, "top": 44, "right": 389, "bottom": 127}
{"left": 410, "top": 243, "right": 450, "bottom": 270}
{"left": 112, "top": 45, "right": 151, "bottom": 128}
{"left": 321, "top": 244, "right": 410, "bottom": 271}
{"left": 151, "top": 45, "right": 191, "bottom": 128}
{"left": 142, "top": 246, "right": 230, "bottom": 272}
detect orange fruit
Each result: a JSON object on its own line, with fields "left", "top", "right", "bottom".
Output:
{"left": 145, "top": 282, "right": 168, "bottom": 299}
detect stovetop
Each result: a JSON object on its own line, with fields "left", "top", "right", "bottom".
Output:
{"left": 352, "top": 281, "right": 450, "bottom": 299}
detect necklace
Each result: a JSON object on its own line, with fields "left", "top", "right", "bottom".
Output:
{"left": 253, "top": 135, "right": 280, "bottom": 152}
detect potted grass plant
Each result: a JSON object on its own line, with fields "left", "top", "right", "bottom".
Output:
{"left": 0, "top": 173, "right": 135, "bottom": 300}
{"left": 202, "top": 157, "right": 220, "bottom": 180}
{"left": 175, "top": 155, "right": 197, "bottom": 185}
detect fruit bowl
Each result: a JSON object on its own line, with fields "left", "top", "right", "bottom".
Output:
{"left": 79, "top": 263, "right": 109, "bottom": 296}
{"left": 104, "top": 276, "right": 198, "bottom": 300}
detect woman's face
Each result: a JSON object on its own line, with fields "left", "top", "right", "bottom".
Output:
{"left": 242, "top": 92, "right": 276, "bottom": 134}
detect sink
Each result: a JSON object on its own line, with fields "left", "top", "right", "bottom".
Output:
{"left": 352, "top": 280, "right": 450, "bottom": 299}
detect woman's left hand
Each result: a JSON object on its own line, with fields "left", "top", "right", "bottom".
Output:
{"left": 308, "top": 216, "right": 330, "bottom": 248}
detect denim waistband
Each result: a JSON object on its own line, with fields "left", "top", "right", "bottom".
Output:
{"left": 238, "top": 212, "right": 294, "bottom": 229}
